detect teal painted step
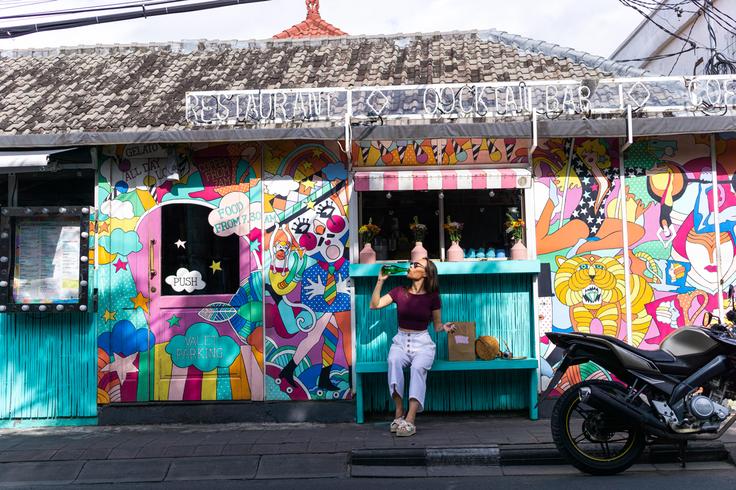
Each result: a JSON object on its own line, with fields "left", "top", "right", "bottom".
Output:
{"left": 350, "top": 260, "right": 540, "bottom": 277}
{"left": 0, "top": 417, "right": 97, "bottom": 429}
{"left": 0, "top": 312, "right": 97, "bottom": 422}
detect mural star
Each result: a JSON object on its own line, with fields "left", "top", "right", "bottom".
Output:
{"left": 301, "top": 179, "right": 316, "bottom": 189}
{"left": 114, "top": 259, "right": 128, "bottom": 272}
{"left": 311, "top": 148, "right": 323, "bottom": 158}
{"left": 102, "top": 352, "right": 139, "bottom": 385}
{"left": 174, "top": 239, "right": 187, "bottom": 249}
{"left": 306, "top": 200, "right": 315, "bottom": 209}
{"left": 250, "top": 238, "right": 261, "bottom": 252}
{"left": 130, "top": 291, "right": 150, "bottom": 314}
{"left": 102, "top": 309, "right": 117, "bottom": 323}
{"left": 210, "top": 261, "right": 222, "bottom": 274}
{"left": 98, "top": 222, "right": 110, "bottom": 233}
{"left": 167, "top": 314, "right": 181, "bottom": 328}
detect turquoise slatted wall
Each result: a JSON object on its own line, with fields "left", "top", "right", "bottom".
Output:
{"left": 0, "top": 312, "right": 96, "bottom": 426}
{"left": 355, "top": 273, "right": 533, "bottom": 413}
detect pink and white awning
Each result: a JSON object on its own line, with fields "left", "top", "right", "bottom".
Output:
{"left": 353, "top": 168, "right": 531, "bottom": 192}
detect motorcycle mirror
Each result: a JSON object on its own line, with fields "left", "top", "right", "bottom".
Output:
{"left": 704, "top": 311, "right": 713, "bottom": 327}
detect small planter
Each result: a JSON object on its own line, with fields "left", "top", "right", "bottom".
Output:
{"left": 411, "top": 241, "right": 428, "bottom": 262}
{"left": 446, "top": 241, "right": 464, "bottom": 262}
{"left": 359, "top": 243, "right": 376, "bottom": 263}
{"left": 510, "top": 240, "right": 528, "bottom": 260}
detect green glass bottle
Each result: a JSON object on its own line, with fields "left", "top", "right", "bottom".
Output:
{"left": 381, "top": 263, "right": 410, "bottom": 276}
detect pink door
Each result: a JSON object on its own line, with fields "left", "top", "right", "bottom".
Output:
{"left": 145, "top": 202, "right": 258, "bottom": 401}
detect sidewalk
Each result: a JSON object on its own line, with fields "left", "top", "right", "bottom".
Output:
{"left": 0, "top": 415, "right": 734, "bottom": 485}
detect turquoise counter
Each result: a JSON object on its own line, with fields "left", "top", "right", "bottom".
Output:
{"left": 349, "top": 260, "right": 540, "bottom": 277}
{"left": 351, "top": 259, "right": 539, "bottom": 419}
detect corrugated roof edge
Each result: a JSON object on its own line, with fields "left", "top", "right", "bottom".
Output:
{"left": 0, "top": 27, "right": 648, "bottom": 77}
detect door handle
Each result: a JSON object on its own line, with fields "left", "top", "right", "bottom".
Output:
{"left": 149, "top": 239, "right": 156, "bottom": 279}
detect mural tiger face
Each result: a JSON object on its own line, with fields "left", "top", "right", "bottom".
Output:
{"left": 554, "top": 255, "right": 625, "bottom": 309}
{"left": 554, "top": 254, "right": 654, "bottom": 346}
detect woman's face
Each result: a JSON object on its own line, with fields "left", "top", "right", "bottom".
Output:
{"left": 407, "top": 258, "right": 428, "bottom": 280}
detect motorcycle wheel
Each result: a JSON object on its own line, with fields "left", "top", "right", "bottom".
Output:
{"left": 550, "top": 379, "right": 646, "bottom": 475}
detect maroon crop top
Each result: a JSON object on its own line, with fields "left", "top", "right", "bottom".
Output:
{"left": 388, "top": 286, "right": 441, "bottom": 331}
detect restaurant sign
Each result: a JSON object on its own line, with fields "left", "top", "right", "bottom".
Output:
{"left": 186, "top": 76, "right": 736, "bottom": 126}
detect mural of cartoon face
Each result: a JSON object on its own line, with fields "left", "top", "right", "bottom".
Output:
{"left": 291, "top": 196, "right": 348, "bottom": 264}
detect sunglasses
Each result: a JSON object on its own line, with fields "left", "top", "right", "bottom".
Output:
{"left": 410, "top": 262, "right": 426, "bottom": 269}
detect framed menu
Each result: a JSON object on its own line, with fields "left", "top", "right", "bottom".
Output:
{"left": 13, "top": 218, "right": 81, "bottom": 304}
{"left": 0, "top": 207, "right": 90, "bottom": 312}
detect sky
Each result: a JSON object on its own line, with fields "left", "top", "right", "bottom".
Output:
{"left": 0, "top": 0, "right": 645, "bottom": 58}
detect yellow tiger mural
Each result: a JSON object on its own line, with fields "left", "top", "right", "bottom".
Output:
{"left": 554, "top": 254, "right": 654, "bottom": 346}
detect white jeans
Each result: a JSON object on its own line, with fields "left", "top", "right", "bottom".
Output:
{"left": 387, "top": 330, "right": 436, "bottom": 412}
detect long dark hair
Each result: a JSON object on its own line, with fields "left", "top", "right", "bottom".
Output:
{"left": 422, "top": 258, "right": 439, "bottom": 294}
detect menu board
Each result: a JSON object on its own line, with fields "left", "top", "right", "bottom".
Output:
{"left": 12, "top": 219, "right": 81, "bottom": 304}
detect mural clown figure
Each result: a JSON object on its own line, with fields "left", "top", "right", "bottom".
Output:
{"left": 279, "top": 190, "right": 351, "bottom": 393}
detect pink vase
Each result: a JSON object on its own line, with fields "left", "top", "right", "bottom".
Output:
{"left": 511, "top": 240, "right": 528, "bottom": 260}
{"left": 359, "top": 243, "right": 376, "bottom": 264}
{"left": 411, "top": 241, "right": 428, "bottom": 262}
{"left": 447, "top": 241, "right": 464, "bottom": 262}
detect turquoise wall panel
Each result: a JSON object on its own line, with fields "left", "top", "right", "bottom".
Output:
{"left": 0, "top": 312, "right": 96, "bottom": 423}
{"left": 354, "top": 272, "right": 534, "bottom": 413}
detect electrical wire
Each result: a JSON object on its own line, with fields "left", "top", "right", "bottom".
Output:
{"left": 0, "top": 0, "right": 194, "bottom": 21}
{"left": 0, "top": 0, "right": 270, "bottom": 38}
{"left": 618, "top": 0, "right": 736, "bottom": 74}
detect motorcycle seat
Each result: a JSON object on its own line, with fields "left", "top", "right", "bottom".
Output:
{"left": 583, "top": 333, "right": 677, "bottom": 363}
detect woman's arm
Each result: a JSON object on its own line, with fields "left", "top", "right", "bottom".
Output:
{"left": 370, "top": 275, "right": 394, "bottom": 310}
{"left": 432, "top": 309, "right": 456, "bottom": 333}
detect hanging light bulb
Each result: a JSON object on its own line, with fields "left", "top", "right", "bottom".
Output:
{"left": 488, "top": 190, "right": 496, "bottom": 198}
{"left": 386, "top": 192, "right": 392, "bottom": 199}
{"left": 439, "top": 192, "right": 444, "bottom": 200}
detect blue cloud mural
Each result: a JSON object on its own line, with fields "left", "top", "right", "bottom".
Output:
{"left": 98, "top": 320, "right": 154, "bottom": 357}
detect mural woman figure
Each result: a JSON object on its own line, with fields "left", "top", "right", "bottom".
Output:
{"left": 370, "top": 258, "right": 455, "bottom": 437}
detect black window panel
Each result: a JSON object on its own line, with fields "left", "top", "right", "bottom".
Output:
{"left": 161, "top": 204, "right": 240, "bottom": 296}
{"left": 0, "top": 174, "right": 7, "bottom": 206}
{"left": 361, "top": 191, "right": 441, "bottom": 261}
{"left": 16, "top": 169, "right": 94, "bottom": 206}
{"left": 442, "top": 189, "right": 523, "bottom": 252}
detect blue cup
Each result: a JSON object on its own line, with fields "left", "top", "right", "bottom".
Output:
{"left": 496, "top": 250, "right": 506, "bottom": 258}
{"left": 476, "top": 248, "right": 485, "bottom": 259}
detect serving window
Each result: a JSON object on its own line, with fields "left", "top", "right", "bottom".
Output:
{"left": 358, "top": 188, "right": 524, "bottom": 261}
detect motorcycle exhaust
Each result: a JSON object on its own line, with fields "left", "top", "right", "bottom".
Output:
{"left": 580, "top": 385, "right": 666, "bottom": 431}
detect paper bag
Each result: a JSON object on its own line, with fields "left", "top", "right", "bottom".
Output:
{"left": 447, "top": 322, "right": 477, "bottom": 361}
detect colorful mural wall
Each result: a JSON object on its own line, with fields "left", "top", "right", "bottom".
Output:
{"left": 93, "top": 134, "right": 736, "bottom": 406}
{"left": 533, "top": 135, "right": 736, "bottom": 395}
{"left": 352, "top": 138, "right": 529, "bottom": 166}
{"left": 262, "top": 142, "right": 352, "bottom": 401}
{"left": 95, "top": 141, "right": 350, "bottom": 404}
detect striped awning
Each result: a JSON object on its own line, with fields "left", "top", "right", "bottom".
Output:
{"left": 353, "top": 168, "right": 532, "bottom": 192}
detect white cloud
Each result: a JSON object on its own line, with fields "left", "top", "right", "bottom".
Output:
{"left": 0, "top": 0, "right": 644, "bottom": 58}
{"left": 100, "top": 199, "right": 134, "bottom": 219}
{"left": 263, "top": 178, "right": 300, "bottom": 196}
{"left": 165, "top": 268, "right": 206, "bottom": 293}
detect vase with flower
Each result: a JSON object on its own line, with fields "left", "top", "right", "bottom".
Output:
{"left": 443, "top": 216, "right": 464, "bottom": 262}
{"left": 358, "top": 218, "right": 381, "bottom": 263}
{"left": 409, "top": 216, "right": 428, "bottom": 262}
{"left": 505, "top": 213, "right": 527, "bottom": 260}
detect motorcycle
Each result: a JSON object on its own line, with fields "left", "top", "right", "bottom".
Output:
{"left": 540, "top": 285, "right": 736, "bottom": 475}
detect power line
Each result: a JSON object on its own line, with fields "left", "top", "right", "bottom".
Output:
{"left": 0, "top": 0, "right": 271, "bottom": 39}
{"left": 0, "top": 0, "right": 193, "bottom": 21}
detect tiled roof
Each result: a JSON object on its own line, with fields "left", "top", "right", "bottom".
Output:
{"left": 0, "top": 29, "right": 646, "bottom": 139}
{"left": 273, "top": 0, "right": 347, "bottom": 39}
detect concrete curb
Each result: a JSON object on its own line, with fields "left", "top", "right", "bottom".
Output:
{"left": 350, "top": 442, "right": 731, "bottom": 468}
